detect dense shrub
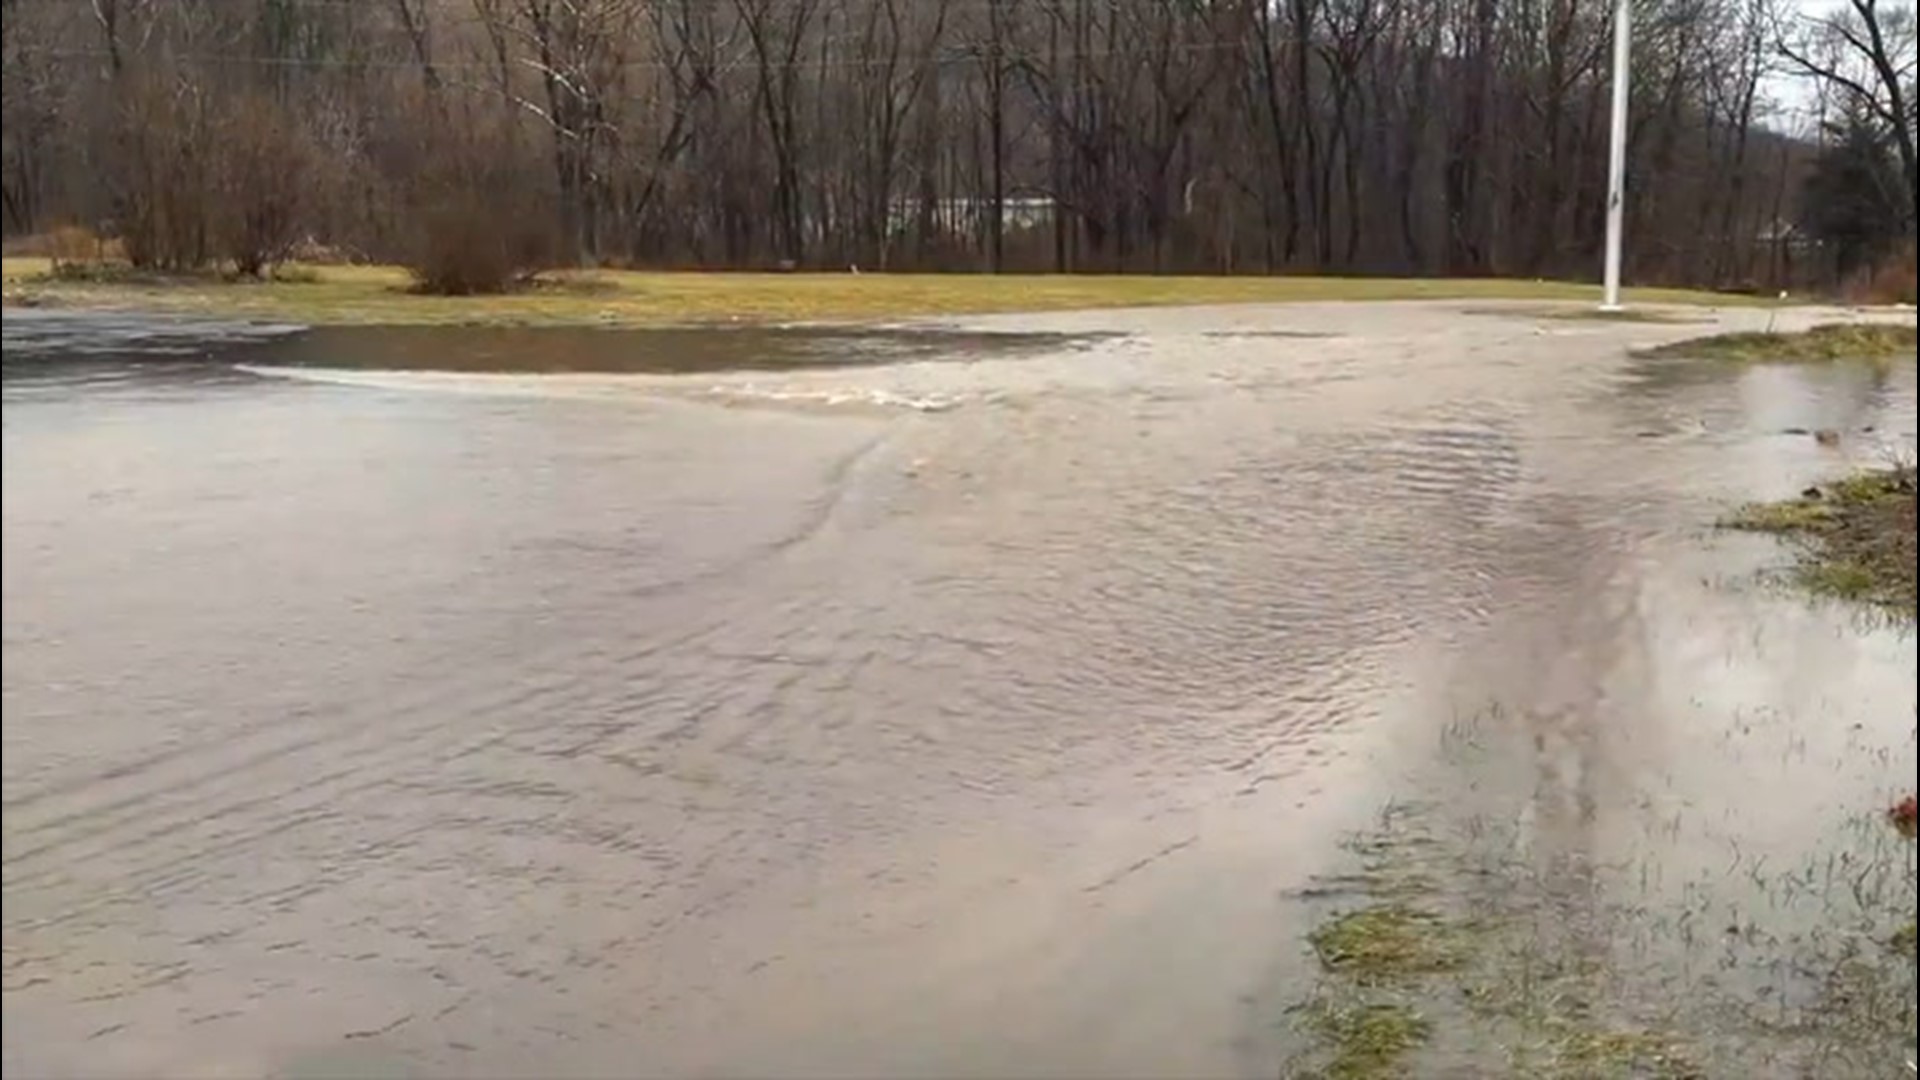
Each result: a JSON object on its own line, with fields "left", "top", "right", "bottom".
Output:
{"left": 399, "top": 121, "right": 552, "bottom": 295}
{"left": 98, "top": 73, "right": 217, "bottom": 272}
{"left": 212, "top": 94, "right": 317, "bottom": 278}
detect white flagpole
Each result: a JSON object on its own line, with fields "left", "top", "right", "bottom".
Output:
{"left": 1601, "top": 0, "right": 1632, "bottom": 311}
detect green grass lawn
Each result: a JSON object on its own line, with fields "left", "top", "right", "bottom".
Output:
{"left": 1, "top": 257, "right": 1755, "bottom": 328}
{"left": 1634, "top": 322, "right": 1918, "bottom": 364}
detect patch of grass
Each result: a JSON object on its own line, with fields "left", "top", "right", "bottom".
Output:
{"left": 1297, "top": 1000, "right": 1432, "bottom": 1079}
{"left": 1889, "top": 921, "right": 1916, "bottom": 954}
{"left": 1826, "top": 469, "right": 1912, "bottom": 504}
{"left": 1309, "top": 904, "right": 1468, "bottom": 985}
{"left": 1543, "top": 1026, "right": 1700, "bottom": 1079}
{"left": 1723, "top": 498, "right": 1839, "bottom": 531}
{"left": 1542, "top": 307, "right": 1710, "bottom": 324}
{"left": 1457, "top": 304, "right": 1714, "bottom": 323}
{"left": 1286, "top": 792, "right": 1914, "bottom": 1078}
{"left": 1636, "top": 321, "right": 1917, "bottom": 363}
{"left": 530, "top": 270, "right": 622, "bottom": 295}
{"left": 1799, "top": 559, "right": 1884, "bottom": 602}
{"left": 1454, "top": 945, "right": 1706, "bottom": 1078}
{"left": 0, "top": 256, "right": 1756, "bottom": 328}
{"left": 267, "top": 263, "right": 323, "bottom": 284}
{"left": 1722, "top": 466, "right": 1917, "bottom": 613}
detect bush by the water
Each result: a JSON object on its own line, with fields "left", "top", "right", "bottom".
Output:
{"left": 1844, "top": 243, "right": 1917, "bottom": 306}
{"left": 397, "top": 116, "right": 552, "bottom": 296}
{"left": 406, "top": 206, "right": 550, "bottom": 296}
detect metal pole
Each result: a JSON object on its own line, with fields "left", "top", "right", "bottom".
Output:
{"left": 1601, "top": 0, "right": 1631, "bottom": 311}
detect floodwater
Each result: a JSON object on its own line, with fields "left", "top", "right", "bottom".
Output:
{"left": 1, "top": 303, "right": 1914, "bottom": 1079}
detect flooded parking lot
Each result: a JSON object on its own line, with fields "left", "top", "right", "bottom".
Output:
{"left": 2, "top": 303, "right": 1915, "bottom": 1078}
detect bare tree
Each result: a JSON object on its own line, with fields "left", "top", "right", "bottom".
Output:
{"left": 1779, "top": 0, "right": 1917, "bottom": 226}
{"left": 0, "top": 0, "right": 1887, "bottom": 293}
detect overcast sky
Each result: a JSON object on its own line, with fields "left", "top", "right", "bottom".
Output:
{"left": 1757, "top": 0, "right": 1882, "bottom": 126}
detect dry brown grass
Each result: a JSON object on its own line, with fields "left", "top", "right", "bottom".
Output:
{"left": 1843, "top": 243, "right": 1918, "bottom": 306}
{"left": 35, "top": 226, "right": 127, "bottom": 280}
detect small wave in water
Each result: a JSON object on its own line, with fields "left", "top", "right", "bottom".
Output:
{"left": 4, "top": 301, "right": 1915, "bottom": 1080}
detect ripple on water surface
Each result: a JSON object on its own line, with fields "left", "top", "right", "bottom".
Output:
{"left": 2, "top": 303, "right": 1915, "bottom": 1079}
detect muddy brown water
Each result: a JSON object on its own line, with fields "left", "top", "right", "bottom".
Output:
{"left": 2, "top": 303, "right": 1914, "bottom": 1079}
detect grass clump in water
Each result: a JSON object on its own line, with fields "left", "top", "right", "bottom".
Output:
{"left": 1722, "top": 466, "right": 1917, "bottom": 613}
{"left": 1636, "top": 321, "right": 1917, "bottom": 363}
{"left": 1543, "top": 307, "right": 1707, "bottom": 324}
{"left": 1296, "top": 1000, "right": 1432, "bottom": 1079}
{"left": 1892, "top": 921, "right": 1917, "bottom": 953}
{"left": 1459, "top": 305, "right": 1710, "bottom": 323}
{"left": 1309, "top": 903, "right": 1467, "bottom": 985}
{"left": 1543, "top": 1026, "right": 1699, "bottom": 1079}
{"left": 1285, "top": 793, "right": 1912, "bottom": 1077}
{"left": 1726, "top": 498, "right": 1839, "bottom": 531}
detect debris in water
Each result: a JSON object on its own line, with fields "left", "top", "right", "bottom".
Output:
{"left": 1889, "top": 795, "right": 1917, "bottom": 838}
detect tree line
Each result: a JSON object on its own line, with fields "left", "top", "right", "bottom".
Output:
{"left": 1, "top": 0, "right": 1913, "bottom": 290}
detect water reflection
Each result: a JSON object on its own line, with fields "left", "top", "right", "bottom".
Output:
{"left": 0, "top": 310, "right": 305, "bottom": 361}
{"left": 1, "top": 311, "right": 304, "bottom": 397}
{"left": 272, "top": 324, "right": 1113, "bottom": 375}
